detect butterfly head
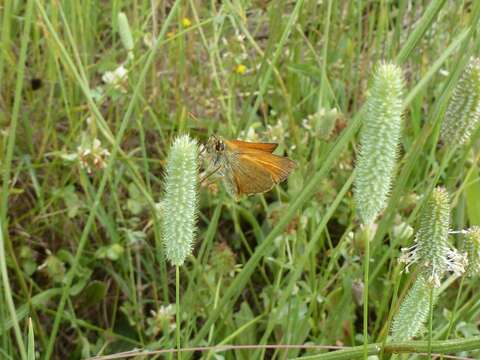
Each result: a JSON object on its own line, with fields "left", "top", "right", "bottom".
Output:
{"left": 204, "top": 135, "right": 227, "bottom": 169}
{"left": 206, "top": 135, "right": 225, "bottom": 154}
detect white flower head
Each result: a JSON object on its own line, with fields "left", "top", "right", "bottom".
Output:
{"left": 77, "top": 136, "right": 111, "bottom": 174}
{"left": 102, "top": 64, "right": 128, "bottom": 92}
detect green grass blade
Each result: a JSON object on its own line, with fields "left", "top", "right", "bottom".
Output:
{"left": 27, "top": 318, "right": 35, "bottom": 360}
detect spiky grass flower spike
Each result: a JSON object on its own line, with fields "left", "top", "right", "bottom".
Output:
{"left": 391, "top": 276, "right": 438, "bottom": 341}
{"left": 354, "top": 62, "right": 404, "bottom": 225}
{"left": 399, "top": 187, "right": 466, "bottom": 287}
{"left": 161, "top": 135, "right": 199, "bottom": 266}
{"left": 117, "top": 12, "right": 134, "bottom": 53}
{"left": 464, "top": 226, "right": 480, "bottom": 277}
{"left": 441, "top": 57, "right": 480, "bottom": 146}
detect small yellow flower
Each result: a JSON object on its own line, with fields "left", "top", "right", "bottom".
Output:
{"left": 181, "top": 17, "right": 192, "bottom": 28}
{"left": 235, "top": 64, "right": 247, "bottom": 75}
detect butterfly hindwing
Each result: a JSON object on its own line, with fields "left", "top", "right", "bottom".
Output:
{"left": 230, "top": 150, "right": 295, "bottom": 195}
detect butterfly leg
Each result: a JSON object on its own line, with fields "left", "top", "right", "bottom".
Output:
{"left": 199, "top": 164, "right": 223, "bottom": 184}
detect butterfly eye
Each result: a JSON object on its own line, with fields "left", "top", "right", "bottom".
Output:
{"left": 215, "top": 141, "right": 225, "bottom": 151}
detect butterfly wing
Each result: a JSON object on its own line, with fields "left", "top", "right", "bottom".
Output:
{"left": 230, "top": 150, "right": 296, "bottom": 196}
{"left": 224, "top": 139, "right": 278, "bottom": 153}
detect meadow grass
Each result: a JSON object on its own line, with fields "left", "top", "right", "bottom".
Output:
{"left": 1, "top": 1, "right": 480, "bottom": 359}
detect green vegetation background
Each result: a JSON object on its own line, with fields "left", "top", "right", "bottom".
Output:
{"left": 1, "top": 0, "right": 479, "bottom": 359}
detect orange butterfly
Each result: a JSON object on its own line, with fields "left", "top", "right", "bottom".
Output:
{"left": 203, "top": 136, "right": 296, "bottom": 197}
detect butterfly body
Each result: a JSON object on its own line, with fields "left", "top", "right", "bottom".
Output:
{"left": 204, "top": 136, "right": 295, "bottom": 197}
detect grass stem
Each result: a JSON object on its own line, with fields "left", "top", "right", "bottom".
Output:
{"left": 363, "top": 225, "right": 371, "bottom": 360}
{"left": 176, "top": 265, "right": 181, "bottom": 360}
{"left": 428, "top": 287, "right": 434, "bottom": 357}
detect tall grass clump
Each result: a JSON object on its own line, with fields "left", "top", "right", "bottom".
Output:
{"left": 161, "top": 134, "right": 199, "bottom": 266}
{"left": 441, "top": 57, "right": 480, "bottom": 146}
{"left": 354, "top": 62, "right": 404, "bottom": 225}
{"left": 4, "top": 1, "right": 480, "bottom": 359}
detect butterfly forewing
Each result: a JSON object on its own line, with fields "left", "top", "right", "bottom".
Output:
{"left": 225, "top": 139, "right": 278, "bottom": 153}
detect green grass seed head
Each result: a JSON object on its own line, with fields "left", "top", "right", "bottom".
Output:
{"left": 464, "top": 226, "right": 480, "bottom": 277}
{"left": 117, "top": 12, "right": 134, "bottom": 52}
{"left": 400, "top": 187, "right": 465, "bottom": 287}
{"left": 441, "top": 57, "right": 480, "bottom": 146}
{"left": 391, "top": 276, "right": 437, "bottom": 341}
{"left": 162, "top": 135, "right": 199, "bottom": 266}
{"left": 354, "top": 62, "right": 404, "bottom": 225}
